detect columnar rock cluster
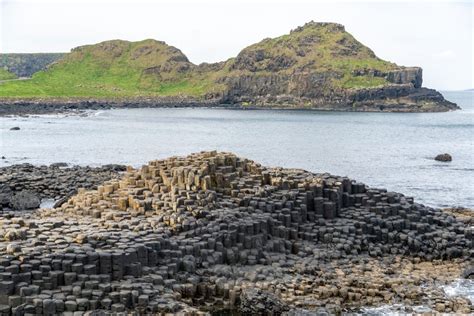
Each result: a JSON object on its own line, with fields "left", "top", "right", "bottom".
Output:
{"left": 0, "top": 152, "right": 472, "bottom": 315}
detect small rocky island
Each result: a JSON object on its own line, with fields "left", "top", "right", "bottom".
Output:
{"left": 0, "top": 22, "right": 458, "bottom": 115}
{"left": 0, "top": 152, "right": 471, "bottom": 315}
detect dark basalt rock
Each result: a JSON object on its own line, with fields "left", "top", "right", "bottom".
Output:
{"left": 50, "top": 162, "right": 68, "bottom": 168}
{"left": 386, "top": 67, "right": 423, "bottom": 88}
{"left": 462, "top": 267, "right": 474, "bottom": 279}
{"left": 435, "top": 153, "right": 452, "bottom": 162}
{"left": 9, "top": 127, "right": 20, "bottom": 131}
{"left": 9, "top": 191, "right": 40, "bottom": 210}
{"left": 239, "top": 288, "right": 290, "bottom": 315}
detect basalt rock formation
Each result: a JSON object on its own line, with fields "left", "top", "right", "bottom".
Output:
{"left": 0, "top": 22, "right": 458, "bottom": 112}
{"left": 0, "top": 152, "right": 471, "bottom": 315}
{"left": 0, "top": 164, "right": 125, "bottom": 213}
{"left": 0, "top": 54, "right": 65, "bottom": 78}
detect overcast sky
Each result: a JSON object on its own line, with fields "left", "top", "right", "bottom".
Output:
{"left": 1, "top": 0, "right": 472, "bottom": 90}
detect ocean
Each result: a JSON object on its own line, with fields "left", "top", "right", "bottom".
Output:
{"left": 1, "top": 90, "right": 472, "bottom": 208}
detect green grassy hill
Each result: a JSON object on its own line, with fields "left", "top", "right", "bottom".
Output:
{"left": 0, "top": 40, "right": 226, "bottom": 98}
{"left": 0, "top": 22, "right": 412, "bottom": 100}
{"left": 0, "top": 68, "right": 17, "bottom": 81}
{"left": 225, "top": 22, "right": 396, "bottom": 89}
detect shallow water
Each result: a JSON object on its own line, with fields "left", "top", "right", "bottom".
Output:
{"left": 39, "top": 198, "right": 55, "bottom": 209}
{"left": 1, "top": 91, "right": 473, "bottom": 208}
{"left": 443, "top": 279, "right": 474, "bottom": 304}
{"left": 359, "top": 279, "right": 474, "bottom": 315}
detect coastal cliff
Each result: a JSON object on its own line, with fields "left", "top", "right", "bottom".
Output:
{"left": 0, "top": 22, "right": 458, "bottom": 112}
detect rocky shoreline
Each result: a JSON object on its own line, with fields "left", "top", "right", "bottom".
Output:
{"left": 0, "top": 152, "right": 472, "bottom": 315}
{"left": 0, "top": 87, "right": 460, "bottom": 117}
{"left": 0, "top": 98, "right": 225, "bottom": 117}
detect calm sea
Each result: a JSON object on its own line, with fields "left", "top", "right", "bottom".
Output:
{"left": 1, "top": 91, "right": 472, "bottom": 208}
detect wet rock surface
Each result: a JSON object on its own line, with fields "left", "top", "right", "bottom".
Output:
{"left": 435, "top": 153, "right": 453, "bottom": 162}
{"left": 0, "top": 164, "right": 124, "bottom": 212}
{"left": 0, "top": 151, "right": 472, "bottom": 315}
{"left": 0, "top": 98, "right": 225, "bottom": 116}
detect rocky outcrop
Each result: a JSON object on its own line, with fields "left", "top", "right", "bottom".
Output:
{"left": 386, "top": 67, "right": 423, "bottom": 88}
{"left": 435, "top": 153, "right": 453, "bottom": 162}
{"left": 214, "top": 22, "right": 456, "bottom": 111}
{"left": 0, "top": 163, "right": 124, "bottom": 213}
{"left": 0, "top": 97, "right": 224, "bottom": 116}
{"left": 222, "top": 78, "right": 458, "bottom": 112}
{"left": 0, "top": 152, "right": 471, "bottom": 314}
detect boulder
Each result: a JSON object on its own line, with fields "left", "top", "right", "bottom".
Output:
{"left": 10, "top": 191, "right": 41, "bottom": 210}
{"left": 435, "top": 153, "right": 452, "bottom": 162}
{"left": 10, "top": 127, "right": 20, "bottom": 131}
{"left": 50, "top": 162, "right": 68, "bottom": 168}
{"left": 102, "top": 164, "right": 127, "bottom": 172}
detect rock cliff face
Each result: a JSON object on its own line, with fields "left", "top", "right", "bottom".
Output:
{"left": 0, "top": 53, "right": 65, "bottom": 77}
{"left": 215, "top": 22, "right": 457, "bottom": 111}
{"left": 0, "top": 22, "right": 458, "bottom": 112}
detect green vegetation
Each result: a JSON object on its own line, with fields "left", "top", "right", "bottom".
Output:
{"left": 0, "top": 22, "right": 403, "bottom": 99}
{"left": 0, "top": 68, "right": 17, "bottom": 80}
{"left": 0, "top": 40, "right": 224, "bottom": 98}
{"left": 227, "top": 22, "right": 396, "bottom": 76}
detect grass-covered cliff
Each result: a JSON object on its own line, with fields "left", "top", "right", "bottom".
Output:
{"left": 0, "top": 22, "right": 458, "bottom": 111}
{"left": 0, "top": 40, "right": 222, "bottom": 98}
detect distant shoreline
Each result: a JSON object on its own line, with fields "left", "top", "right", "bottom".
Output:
{"left": 0, "top": 97, "right": 462, "bottom": 116}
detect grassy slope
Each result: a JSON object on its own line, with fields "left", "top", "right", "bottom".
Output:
{"left": 0, "top": 40, "right": 223, "bottom": 98}
{"left": 225, "top": 22, "right": 396, "bottom": 89}
{"left": 0, "top": 23, "right": 400, "bottom": 98}
{"left": 0, "top": 68, "right": 17, "bottom": 81}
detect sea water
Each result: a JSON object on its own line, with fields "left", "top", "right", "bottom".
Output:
{"left": 1, "top": 91, "right": 472, "bottom": 208}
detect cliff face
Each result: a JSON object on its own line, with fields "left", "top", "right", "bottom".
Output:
{"left": 0, "top": 53, "right": 65, "bottom": 77}
{"left": 0, "top": 22, "right": 458, "bottom": 112}
{"left": 219, "top": 67, "right": 456, "bottom": 112}
{"left": 216, "top": 22, "right": 457, "bottom": 111}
